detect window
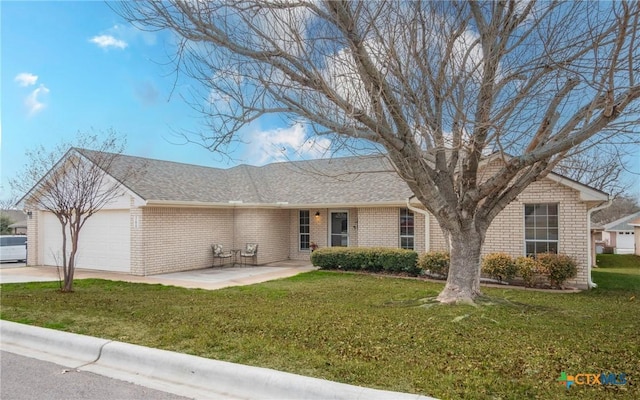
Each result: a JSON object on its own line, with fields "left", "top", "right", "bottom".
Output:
{"left": 400, "top": 208, "right": 415, "bottom": 250}
{"left": 299, "top": 210, "right": 310, "bottom": 250}
{"left": 524, "top": 203, "right": 558, "bottom": 256}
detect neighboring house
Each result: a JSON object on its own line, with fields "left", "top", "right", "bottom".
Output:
{"left": 601, "top": 211, "right": 640, "bottom": 255}
{"left": 629, "top": 217, "right": 640, "bottom": 256}
{"left": 1, "top": 210, "right": 27, "bottom": 235}
{"left": 20, "top": 149, "right": 609, "bottom": 289}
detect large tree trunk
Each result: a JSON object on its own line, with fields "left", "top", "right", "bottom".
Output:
{"left": 436, "top": 222, "right": 486, "bottom": 304}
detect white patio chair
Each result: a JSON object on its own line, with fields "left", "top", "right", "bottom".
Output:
{"left": 212, "top": 244, "right": 233, "bottom": 267}
{"left": 240, "top": 243, "right": 258, "bottom": 266}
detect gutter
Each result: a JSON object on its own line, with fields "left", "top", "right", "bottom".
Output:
{"left": 586, "top": 198, "right": 613, "bottom": 288}
{"left": 143, "top": 200, "right": 412, "bottom": 209}
{"left": 406, "top": 196, "right": 430, "bottom": 252}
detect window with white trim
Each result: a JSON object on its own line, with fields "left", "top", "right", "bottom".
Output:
{"left": 524, "top": 203, "right": 558, "bottom": 256}
{"left": 299, "top": 210, "right": 310, "bottom": 250}
{"left": 400, "top": 208, "right": 415, "bottom": 250}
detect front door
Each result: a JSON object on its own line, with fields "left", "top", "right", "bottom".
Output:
{"left": 330, "top": 211, "right": 349, "bottom": 247}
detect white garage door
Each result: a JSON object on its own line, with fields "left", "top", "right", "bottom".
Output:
{"left": 616, "top": 231, "right": 635, "bottom": 254}
{"left": 41, "top": 211, "right": 130, "bottom": 272}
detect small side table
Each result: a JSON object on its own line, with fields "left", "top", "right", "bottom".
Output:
{"left": 231, "top": 249, "right": 241, "bottom": 266}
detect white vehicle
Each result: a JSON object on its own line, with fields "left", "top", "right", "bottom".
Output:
{"left": 0, "top": 235, "right": 27, "bottom": 262}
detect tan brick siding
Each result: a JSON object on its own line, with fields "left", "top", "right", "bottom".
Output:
{"left": 355, "top": 207, "right": 425, "bottom": 252}
{"left": 426, "top": 176, "right": 590, "bottom": 289}
{"left": 26, "top": 209, "right": 39, "bottom": 266}
{"left": 132, "top": 207, "right": 291, "bottom": 275}
{"left": 358, "top": 207, "right": 398, "bottom": 248}
{"left": 233, "top": 208, "right": 290, "bottom": 265}
{"left": 135, "top": 207, "right": 234, "bottom": 275}
{"left": 129, "top": 206, "right": 144, "bottom": 275}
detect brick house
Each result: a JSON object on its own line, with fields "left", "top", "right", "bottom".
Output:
{"left": 21, "top": 148, "right": 609, "bottom": 288}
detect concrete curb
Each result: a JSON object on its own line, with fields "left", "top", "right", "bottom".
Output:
{"left": 1, "top": 320, "right": 436, "bottom": 400}
{"left": 0, "top": 319, "right": 111, "bottom": 367}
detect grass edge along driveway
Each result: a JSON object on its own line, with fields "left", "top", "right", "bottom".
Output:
{"left": 1, "top": 254, "right": 638, "bottom": 400}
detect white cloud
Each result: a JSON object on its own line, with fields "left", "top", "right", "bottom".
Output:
{"left": 25, "top": 84, "right": 50, "bottom": 115}
{"left": 245, "top": 123, "right": 331, "bottom": 165}
{"left": 89, "top": 35, "right": 128, "bottom": 50}
{"left": 14, "top": 72, "right": 38, "bottom": 87}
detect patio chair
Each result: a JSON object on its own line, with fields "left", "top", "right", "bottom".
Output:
{"left": 212, "top": 244, "right": 233, "bottom": 267}
{"left": 240, "top": 243, "right": 258, "bottom": 266}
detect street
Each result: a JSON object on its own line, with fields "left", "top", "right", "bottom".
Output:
{"left": 0, "top": 351, "right": 193, "bottom": 400}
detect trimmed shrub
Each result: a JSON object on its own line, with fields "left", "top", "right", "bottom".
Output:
{"left": 515, "top": 256, "right": 542, "bottom": 287}
{"left": 482, "top": 253, "right": 517, "bottom": 282}
{"left": 417, "top": 251, "right": 450, "bottom": 277}
{"left": 536, "top": 253, "right": 578, "bottom": 288}
{"left": 310, "top": 247, "right": 420, "bottom": 276}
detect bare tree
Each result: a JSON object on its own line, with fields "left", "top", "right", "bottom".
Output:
{"left": 11, "top": 131, "right": 137, "bottom": 292}
{"left": 592, "top": 195, "right": 640, "bottom": 225}
{"left": 554, "top": 146, "right": 633, "bottom": 197}
{"left": 117, "top": 1, "right": 640, "bottom": 303}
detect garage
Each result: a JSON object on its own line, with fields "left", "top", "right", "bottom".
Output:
{"left": 40, "top": 210, "right": 130, "bottom": 272}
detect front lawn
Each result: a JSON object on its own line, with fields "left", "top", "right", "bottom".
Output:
{"left": 1, "top": 263, "right": 638, "bottom": 399}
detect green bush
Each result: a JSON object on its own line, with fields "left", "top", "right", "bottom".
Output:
{"left": 482, "top": 253, "right": 517, "bottom": 282}
{"left": 417, "top": 251, "right": 450, "bottom": 277}
{"left": 536, "top": 253, "right": 578, "bottom": 288}
{"left": 515, "top": 256, "right": 542, "bottom": 287}
{"left": 310, "top": 247, "right": 420, "bottom": 276}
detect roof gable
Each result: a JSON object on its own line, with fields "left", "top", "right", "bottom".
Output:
{"left": 603, "top": 211, "right": 640, "bottom": 231}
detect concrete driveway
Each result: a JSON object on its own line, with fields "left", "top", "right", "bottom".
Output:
{"left": 0, "top": 261, "right": 26, "bottom": 269}
{"left": 0, "top": 260, "right": 317, "bottom": 289}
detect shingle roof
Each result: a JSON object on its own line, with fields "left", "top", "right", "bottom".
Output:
{"left": 77, "top": 149, "right": 413, "bottom": 206}
{"left": 603, "top": 211, "right": 640, "bottom": 232}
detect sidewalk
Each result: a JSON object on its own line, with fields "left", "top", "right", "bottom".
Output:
{"left": 0, "top": 261, "right": 317, "bottom": 289}
{"left": 0, "top": 264, "right": 437, "bottom": 400}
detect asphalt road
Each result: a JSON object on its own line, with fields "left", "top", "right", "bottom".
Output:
{"left": 0, "top": 351, "right": 193, "bottom": 400}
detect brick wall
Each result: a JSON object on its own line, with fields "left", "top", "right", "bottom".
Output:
{"left": 26, "top": 209, "right": 39, "bottom": 266}
{"left": 129, "top": 206, "right": 144, "bottom": 275}
{"left": 135, "top": 207, "right": 234, "bottom": 275}
{"left": 132, "top": 207, "right": 291, "bottom": 275}
{"left": 425, "top": 176, "right": 590, "bottom": 289}
{"left": 358, "top": 207, "right": 398, "bottom": 248}
{"left": 234, "top": 208, "right": 290, "bottom": 264}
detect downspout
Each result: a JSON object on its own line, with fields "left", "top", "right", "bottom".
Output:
{"left": 407, "top": 196, "right": 430, "bottom": 252}
{"left": 587, "top": 198, "right": 613, "bottom": 288}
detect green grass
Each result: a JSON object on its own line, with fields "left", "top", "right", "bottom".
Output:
{"left": 2, "top": 262, "right": 639, "bottom": 400}
{"left": 594, "top": 254, "right": 640, "bottom": 291}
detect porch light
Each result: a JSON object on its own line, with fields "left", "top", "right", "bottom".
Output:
{"left": 315, "top": 211, "right": 320, "bottom": 219}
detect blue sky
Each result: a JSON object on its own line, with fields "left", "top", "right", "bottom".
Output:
{"left": 1, "top": 1, "right": 638, "bottom": 203}
{"left": 1, "top": 1, "right": 328, "bottom": 202}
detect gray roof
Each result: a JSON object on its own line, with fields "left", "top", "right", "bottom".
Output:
{"left": 77, "top": 149, "right": 413, "bottom": 206}
{"left": 603, "top": 211, "right": 640, "bottom": 232}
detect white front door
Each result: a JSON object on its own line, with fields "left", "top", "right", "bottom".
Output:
{"left": 329, "top": 211, "right": 349, "bottom": 247}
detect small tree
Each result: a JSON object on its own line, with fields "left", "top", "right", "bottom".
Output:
{"left": 0, "top": 214, "right": 14, "bottom": 234}
{"left": 11, "top": 131, "right": 138, "bottom": 292}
